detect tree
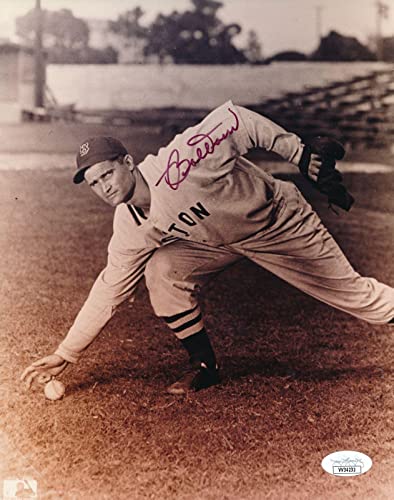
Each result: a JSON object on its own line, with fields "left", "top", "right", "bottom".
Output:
{"left": 311, "top": 31, "right": 376, "bottom": 61}
{"left": 16, "top": 8, "right": 89, "bottom": 51}
{"left": 16, "top": 8, "right": 118, "bottom": 64}
{"left": 266, "top": 51, "right": 307, "bottom": 63}
{"left": 144, "top": 0, "right": 246, "bottom": 64}
{"left": 108, "top": 7, "right": 147, "bottom": 39}
{"left": 381, "top": 36, "right": 394, "bottom": 61}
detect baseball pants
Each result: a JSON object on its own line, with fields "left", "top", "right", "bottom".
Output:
{"left": 145, "top": 180, "right": 394, "bottom": 339}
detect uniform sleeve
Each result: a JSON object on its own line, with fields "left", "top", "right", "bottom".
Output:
{"left": 54, "top": 247, "right": 155, "bottom": 363}
{"left": 235, "top": 105, "right": 304, "bottom": 165}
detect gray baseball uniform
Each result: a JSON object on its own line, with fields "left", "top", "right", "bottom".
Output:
{"left": 55, "top": 102, "right": 394, "bottom": 363}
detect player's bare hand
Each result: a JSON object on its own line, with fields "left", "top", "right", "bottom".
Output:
{"left": 308, "top": 153, "right": 323, "bottom": 182}
{"left": 20, "top": 354, "right": 69, "bottom": 389}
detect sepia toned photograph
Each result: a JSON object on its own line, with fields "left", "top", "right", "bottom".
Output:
{"left": 1, "top": 1, "right": 393, "bottom": 498}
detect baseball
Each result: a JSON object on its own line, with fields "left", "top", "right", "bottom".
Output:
{"left": 44, "top": 379, "right": 65, "bottom": 400}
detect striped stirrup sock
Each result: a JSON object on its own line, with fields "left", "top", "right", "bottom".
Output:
{"left": 162, "top": 308, "right": 217, "bottom": 369}
{"left": 162, "top": 305, "right": 204, "bottom": 339}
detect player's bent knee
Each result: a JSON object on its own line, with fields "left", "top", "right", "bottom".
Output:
{"left": 145, "top": 248, "right": 179, "bottom": 292}
{"left": 145, "top": 248, "right": 199, "bottom": 317}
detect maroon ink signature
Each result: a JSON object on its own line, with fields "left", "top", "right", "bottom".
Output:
{"left": 155, "top": 107, "right": 240, "bottom": 190}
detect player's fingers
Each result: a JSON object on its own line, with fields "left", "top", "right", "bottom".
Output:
{"left": 311, "top": 153, "right": 322, "bottom": 162}
{"left": 20, "top": 361, "right": 48, "bottom": 381}
{"left": 31, "top": 358, "right": 50, "bottom": 367}
{"left": 24, "top": 370, "right": 39, "bottom": 390}
{"left": 20, "top": 365, "right": 37, "bottom": 382}
{"left": 309, "top": 164, "right": 320, "bottom": 174}
{"left": 308, "top": 164, "right": 320, "bottom": 181}
{"left": 48, "top": 361, "right": 68, "bottom": 376}
{"left": 310, "top": 158, "right": 323, "bottom": 168}
{"left": 37, "top": 373, "right": 53, "bottom": 384}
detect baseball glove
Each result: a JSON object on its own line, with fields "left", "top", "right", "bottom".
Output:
{"left": 298, "top": 136, "right": 354, "bottom": 211}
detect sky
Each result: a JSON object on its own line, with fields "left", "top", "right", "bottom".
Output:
{"left": 1, "top": 0, "right": 394, "bottom": 56}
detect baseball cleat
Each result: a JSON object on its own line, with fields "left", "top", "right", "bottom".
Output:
{"left": 167, "top": 362, "right": 220, "bottom": 395}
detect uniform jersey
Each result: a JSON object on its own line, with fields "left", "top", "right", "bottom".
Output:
{"left": 55, "top": 102, "right": 304, "bottom": 363}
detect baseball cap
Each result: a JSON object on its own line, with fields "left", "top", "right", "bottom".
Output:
{"left": 73, "top": 136, "right": 128, "bottom": 184}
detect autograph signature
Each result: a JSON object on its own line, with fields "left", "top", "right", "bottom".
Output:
{"left": 155, "top": 107, "right": 240, "bottom": 190}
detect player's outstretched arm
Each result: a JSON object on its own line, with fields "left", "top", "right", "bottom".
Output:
{"left": 20, "top": 354, "right": 69, "bottom": 389}
{"left": 236, "top": 104, "right": 325, "bottom": 177}
{"left": 235, "top": 105, "right": 353, "bottom": 210}
{"left": 20, "top": 242, "right": 155, "bottom": 389}
{"left": 235, "top": 104, "right": 304, "bottom": 163}
{"left": 53, "top": 247, "right": 155, "bottom": 364}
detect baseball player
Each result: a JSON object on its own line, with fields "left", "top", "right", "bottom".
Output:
{"left": 21, "top": 102, "right": 394, "bottom": 395}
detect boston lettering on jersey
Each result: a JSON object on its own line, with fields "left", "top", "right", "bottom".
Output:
{"left": 127, "top": 201, "right": 211, "bottom": 239}
{"left": 166, "top": 201, "right": 210, "bottom": 237}
{"left": 155, "top": 107, "right": 240, "bottom": 190}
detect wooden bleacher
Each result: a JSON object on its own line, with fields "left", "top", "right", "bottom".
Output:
{"left": 250, "top": 67, "right": 394, "bottom": 148}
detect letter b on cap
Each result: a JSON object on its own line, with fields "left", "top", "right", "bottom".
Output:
{"left": 80, "top": 142, "right": 90, "bottom": 157}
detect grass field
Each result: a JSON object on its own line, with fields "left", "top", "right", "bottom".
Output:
{"left": 0, "top": 146, "right": 393, "bottom": 499}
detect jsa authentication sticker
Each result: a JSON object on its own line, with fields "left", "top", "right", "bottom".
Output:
{"left": 321, "top": 450, "right": 372, "bottom": 477}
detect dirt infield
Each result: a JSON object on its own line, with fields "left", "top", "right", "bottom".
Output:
{"left": 0, "top": 137, "right": 393, "bottom": 498}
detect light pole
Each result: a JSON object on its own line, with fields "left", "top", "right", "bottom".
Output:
{"left": 34, "top": 0, "right": 45, "bottom": 108}
{"left": 376, "top": 1, "right": 389, "bottom": 61}
{"left": 316, "top": 5, "right": 323, "bottom": 45}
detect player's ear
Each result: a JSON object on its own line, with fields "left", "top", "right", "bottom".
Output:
{"left": 124, "top": 154, "right": 135, "bottom": 171}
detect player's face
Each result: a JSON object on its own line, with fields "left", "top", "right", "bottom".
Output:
{"left": 84, "top": 157, "right": 136, "bottom": 207}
